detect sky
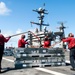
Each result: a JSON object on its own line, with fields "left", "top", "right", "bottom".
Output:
{"left": 0, "top": 0, "right": 75, "bottom": 47}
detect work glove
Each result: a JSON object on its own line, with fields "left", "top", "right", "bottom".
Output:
{"left": 26, "top": 39, "right": 28, "bottom": 41}
{"left": 27, "top": 42, "right": 30, "bottom": 45}
{"left": 9, "top": 36, "right": 11, "bottom": 38}
{"left": 61, "top": 37, "right": 66, "bottom": 40}
{"left": 40, "top": 45, "right": 43, "bottom": 47}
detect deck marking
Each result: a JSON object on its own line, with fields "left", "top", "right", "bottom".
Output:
{"left": 65, "top": 60, "right": 70, "bottom": 63}
{"left": 3, "top": 57, "right": 14, "bottom": 62}
{"left": 35, "top": 68, "right": 67, "bottom": 75}
{"left": 3, "top": 57, "right": 68, "bottom": 75}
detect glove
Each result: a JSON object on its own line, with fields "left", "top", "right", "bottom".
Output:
{"left": 40, "top": 45, "right": 43, "bottom": 47}
{"left": 61, "top": 37, "right": 66, "bottom": 40}
{"left": 26, "top": 39, "right": 28, "bottom": 41}
{"left": 27, "top": 42, "right": 30, "bottom": 45}
{"left": 9, "top": 36, "right": 11, "bottom": 38}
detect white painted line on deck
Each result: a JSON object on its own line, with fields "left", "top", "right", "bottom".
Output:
{"left": 65, "top": 60, "right": 70, "bottom": 63}
{"left": 3, "top": 57, "right": 14, "bottom": 62}
{"left": 35, "top": 68, "right": 67, "bottom": 75}
{"left": 3, "top": 57, "right": 68, "bottom": 75}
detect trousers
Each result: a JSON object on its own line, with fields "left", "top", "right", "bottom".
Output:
{"left": 0, "top": 45, "right": 4, "bottom": 69}
{"left": 70, "top": 47, "right": 75, "bottom": 68}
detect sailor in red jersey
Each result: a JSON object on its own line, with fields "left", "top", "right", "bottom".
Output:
{"left": 0, "top": 30, "right": 11, "bottom": 72}
{"left": 18, "top": 35, "right": 28, "bottom": 48}
{"left": 42, "top": 36, "right": 51, "bottom": 48}
{"left": 62, "top": 33, "right": 75, "bottom": 70}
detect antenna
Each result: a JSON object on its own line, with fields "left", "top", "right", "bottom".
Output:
{"left": 30, "top": 4, "right": 49, "bottom": 31}
{"left": 56, "top": 21, "right": 68, "bottom": 39}
{"left": 57, "top": 21, "right": 67, "bottom": 32}
{"left": 43, "top": 3, "right": 45, "bottom": 6}
{"left": 42, "top": 3, "right": 45, "bottom": 9}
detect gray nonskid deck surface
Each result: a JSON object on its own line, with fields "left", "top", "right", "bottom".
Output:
{"left": 0, "top": 51, "right": 75, "bottom": 75}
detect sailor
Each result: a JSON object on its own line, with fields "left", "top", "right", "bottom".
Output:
{"left": 18, "top": 35, "right": 29, "bottom": 48}
{"left": 41, "top": 35, "right": 51, "bottom": 48}
{"left": 0, "top": 30, "right": 11, "bottom": 72}
{"left": 62, "top": 33, "right": 75, "bottom": 70}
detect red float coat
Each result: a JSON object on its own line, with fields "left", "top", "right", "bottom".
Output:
{"left": 43, "top": 40, "right": 50, "bottom": 48}
{"left": 18, "top": 38, "right": 28, "bottom": 48}
{"left": 0, "top": 34, "right": 10, "bottom": 45}
{"left": 62, "top": 37, "right": 75, "bottom": 49}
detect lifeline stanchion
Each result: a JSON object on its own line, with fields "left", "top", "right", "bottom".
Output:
{"left": 28, "top": 31, "right": 40, "bottom": 41}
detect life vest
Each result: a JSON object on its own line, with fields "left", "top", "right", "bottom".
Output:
{"left": 44, "top": 41, "right": 50, "bottom": 48}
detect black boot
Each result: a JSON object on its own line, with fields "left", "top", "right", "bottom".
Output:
{"left": 70, "top": 68, "right": 75, "bottom": 71}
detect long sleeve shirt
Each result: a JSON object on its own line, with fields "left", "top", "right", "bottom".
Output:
{"left": 18, "top": 38, "right": 28, "bottom": 48}
{"left": 62, "top": 37, "right": 75, "bottom": 49}
{"left": 0, "top": 34, "right": 10, "bottom": 45}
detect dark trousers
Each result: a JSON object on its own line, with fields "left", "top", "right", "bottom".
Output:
{"left": 70, "top": 47, "right": 75, "bottom": 68}
{"left": 0, "top": 45, "right": 4, "bottom": 69}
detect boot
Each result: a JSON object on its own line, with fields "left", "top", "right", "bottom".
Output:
{"left": 0, "top": 64, "right": 1, "bottom": 73}
{"left": 70, "top": 68, "right": 75, "bottom": 71}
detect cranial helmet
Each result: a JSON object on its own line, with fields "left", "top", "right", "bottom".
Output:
{"left": 21, "top": 35, "right": 25, "bottom": 39}
{"left": 68, "top": 33, "right": 74, "bottom": 37}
